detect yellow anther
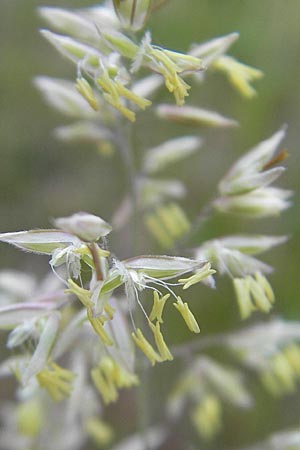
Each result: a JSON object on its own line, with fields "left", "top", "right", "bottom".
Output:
{"left": 156, "top": 205, "right": 182, "bottom": 238}
{"left": 149, "top": 48, "right": 191, "bottom": 105}
{"left": 233, "top": 273, "right": 275, "bottom": 319}
{"left": 101, "top": 356, "right": 138, "bottom": 388}
{"left": 233, "top": 277, "right": 254, "bottom": 320}
{"left": 98, "top": 73, "right": 136, "bottom": 121}
{"left": 173, "top": 296, "right": 200, "bottom": 333}
{"left": 75, "top": 77, "right": 98, "bottom": 110}
{"left": 100, "top": 356, "right": 119, "bottom": 377}
{"left": 149, "top": 321, "right": 173, "bottom": 361}
{"left": 255, "top": 272, "right": 275, "bottom": 303}
{"left": 87, "top": 308, "right": 114, "bottom": 346}
{"left": 157, "top": 203, "right": 190, "bottom": 238}
{"left": 271, "top": 352, "right": 296, "bottom": 393}
{"left": 97, "top": 69, "right": 151, "bottom": 121}
{"left": 104, "top": 92, "right": 136, "bottom": 122}
{"left": 168, "top": 203, "right": 190, "bottom": 234}
{"left": 145, "top": 203, "right": 191, "bottom": 249}
{"left": 173, "top": 76, "right": 190, "bottom": 107}
{"left": 91, "top": 357, "right": 138, "bottom": 404}
{"left": 74, "top": 244, "right": 110, "bottom": 258}
{"left": 36, "top": 362, "right": 75, "bottom": 401}
{"left": 66, "top": 279, "right": 93, "bottom": 308}
{"left": 104, "top": 303, "right": 115, "bottom": 320}
{"left": 247, "top": 275, "right": 272, "bottom": 313}
{"left": 131, "top": 328, "right": 162, "bottom": 365}
{"left": 91, "top": 366, "right": 118, "bottom": 404}
{"left": 163, "top": 49, "right": 203, "bottom": 70}
{"left": 178, "top": 263, "right": 216, "bottom": 290}
{"left": 213, "top": 55, "right": 263, "bottom": 98}
{"left": 144, "top": 212, "right": 174, "bottom": 248}
{"left": 115, "top": 81, "right": 151, "bottom": 109}
{"left": 16, "top": 399, "right": 43, "bottom": 437}
{"left": 149, "top": 291, "right": 170, "bottom": 323}
{"left": 284, "top": 344, "right": 300, "bottom": 377}
{"left": 85, "top": 418, "right": 114, "bottom": 447}
{"left": 192, "top": 395, "right": 222, "bottom": 441}
{"left": 97, "top": 72, "right": 119, "bottom": 102}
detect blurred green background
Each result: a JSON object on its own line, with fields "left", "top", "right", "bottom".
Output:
{"left": 0, "top": 1, "right": 300, "bottom": 449}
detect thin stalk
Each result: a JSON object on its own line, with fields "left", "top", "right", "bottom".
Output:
{"left": 88, "top": 243, "right": 103, "bottom": 281}
{"left": 114, "top": 119, "right": 139, "bottom": 254}
{"left": 175, "top": 200, "right": 215, "bottom": 251}
{"left": 190, "top": 202, "right": 214, "bottom": 237}
{"left": 114, "top": 117, "right": 151, "bottom": 450}
{"left": 130, "top": 0, "right": 137, "bottom": 25}
{"left": 171, "top": 332, "right": 228, "bottom": 359}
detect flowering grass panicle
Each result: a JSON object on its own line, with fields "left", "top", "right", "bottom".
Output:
{"left": 0, "top": 1, "right": 295, "bottom": 449}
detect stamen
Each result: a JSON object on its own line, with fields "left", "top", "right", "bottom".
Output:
{"left": 87, "top": 308, "right": 114, "bottom": 346}
{"left": 233, "top": 277, "right": 254, "bottom": 320}
{"left": 173, "top": 296, "right": 200, "bottom": 333}
{"left": 149, "top": 321, "right": 173, "bottom": 361}
{"left": 36, "top": 362, "right": 75, "bottom": 401}
{"left": 254, "top": 272, "right": 275, "bottom": 303}
{"left": 66, "top": 279, "right": 94, "bottom": 308}
{"left": 91, "top": 357, "right": 139, "bottom": 404}
{"left": 178, "top": 263, "right": 216, "bottom": 289}
{"left": 247, "top": 276, "right": 272, "bottom": 313}
{"left": 131, "top": 328, "right": 162, "bottom": 365}
{"left": 149, "top": 291, "right": 170, "bottom": 323}
{"left": 75, "top": 77, "right": 98, "bottom": 110}
{"left": 91, "top": 366, "right": 118, "bottom": 404}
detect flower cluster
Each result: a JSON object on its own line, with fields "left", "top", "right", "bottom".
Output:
{"left": 167, "top": 356, "right": 252, "bottom": 441}
{"left": 0, "top": 1, "right": 295, "bottom": 449}
{"left": 193, "top": 129, "right": 291, "bottom": 318}
{"left": 195, "top": 234, "right": 287, "bottom": 318}
{"left": 37, "top": 3, "right": 204, "bottom": 125}
{"left": 215, "top": 127, "right": 291, "bottom": 218}
{"left": 222, "top": 319, "right": 300, "bottom": 398}
{"left": 0, "top": 212, "right": 215, "bottom": 410}
{"left": 168, "top": 319, "right": 300, "bottom": 443}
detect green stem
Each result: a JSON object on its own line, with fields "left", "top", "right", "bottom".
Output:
{"left": 88, "top": 243, "right": 103, "bottom": 281}
{"left": 115, "top": 117, "right": 150, "bottom": 450}
{"left": 171, "top": 332, "right": 228, "bottom": 359}
{"left": 175, "top": 200, "right": 215, "bottom": 252}
{"left": 114, "top": 119, "right": 139, "bottom": 254}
